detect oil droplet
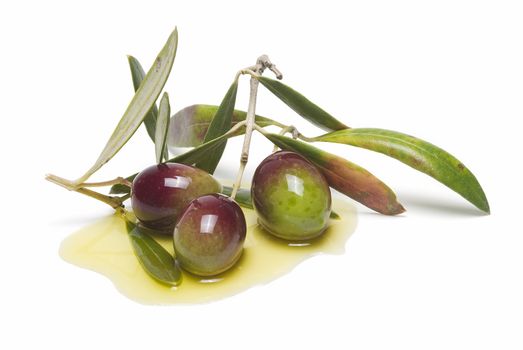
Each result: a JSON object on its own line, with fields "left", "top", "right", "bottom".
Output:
{"left": 59, "top": 199, "right": 357, "bottom": 305}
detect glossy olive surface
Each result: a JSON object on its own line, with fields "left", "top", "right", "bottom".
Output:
{"left": 251, "top": 151, "right": 332, "bottom": 240}
{"left": 173, "top": 194, "right": 246, "bottom": 276}
{"left": 131, "top": 163, "right": 221, "bottom": 232}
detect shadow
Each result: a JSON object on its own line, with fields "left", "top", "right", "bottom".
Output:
{"left": 397, "top": 192, "right": 488, "bottom": 217}
{"left": 356, "top": 210, "right": 407, "bottom": 218}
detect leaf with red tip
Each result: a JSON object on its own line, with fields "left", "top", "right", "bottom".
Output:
{"left": 264, "top": 133, "right": 405, "bottom": 215}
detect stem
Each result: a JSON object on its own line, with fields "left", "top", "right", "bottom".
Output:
{"left": 255, "top": 124, "right": 316, "bottom": 144}
{"left": 272, "top": 125, "right": 299, "bottom": 152}
{"left": 254, "top": 124, "right": 269, "bottom": 135}
{"left": 45, "top": 173, "right": 80, "bottom": 190}
{"left": 75, "top": 188, "right": 125, "bottom": 209}
{"left": 46, "top": 173, "right": 128, "bottom": 209}
{"left": 81, "top": 177, "right": 132, "bottom": 188}
{"left": 296, "top": 132, "right": 315, "bottom": 143}
{"left": 230, "top": 55, "right": 282, "bottom": 199}
{"left": 231, "top": 76, "right": 259, "bottom": 199}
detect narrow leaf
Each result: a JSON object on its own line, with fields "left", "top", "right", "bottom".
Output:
{"left": 155, "top": 92, "right": 171, "bottom": 163}
{"left": 110, "top": 174, "right": 136, "bottom": 194}
{"left": 127, "top": 55, "right": 159, "bottom": 143}
{"left": 74, "top": 28, "right": 178, "bottom": 184}
{"left": 257, "top": 76, "right": 349, "bottom": 132}
{"left": 168, "top": 104, "right": 283, "bottom": 147}
{"left": 195, "top": 81, "right": 238, "bottom": 173}
{"left": 221, "top": 186, "right": 254, "bottom": 209}
{"left": 125, "top": 220, "right": 182, "bottom": 286}
{"left": 129, "top": 55, "right": 169, "bottom": 161}
{"left": 264, "top": 133, "right": 405, "bottom": 215}
{"left": 110, "top": 132, "right": 231, "bottom": 194}
{"left": 313, "top": 128, "right": 490, "bottom": 213}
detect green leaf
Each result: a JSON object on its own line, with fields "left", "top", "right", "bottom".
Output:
{"left": 313, "top": 128, "right": 490, "bottom": 213}
{"left": 73, "top": 28, "right": 178, "bottom": 185}
{"left": 220, "top": 185, "right": 341, "bottom": 219}
{"left": 125, "top": 219, "right": 182, "bottom": 286}
{"left": 257, "top": 76, "right": 349, "bottom": 132}
{"left": 129, "top": 55, "right": 169, "bottom": 161}
{"left": 168, "top": 104, "right": 283, "bottom": 147}
{"left": 264, "top": 133, "right": 405, "bottom": 215}
{"left": 155, "top": 92, "right": 171, "bottom": 163}
{"left": 110, "top": 132, "right": 232, "bottom": 195}
{"left": 195, "top": 81, "right": 239, "bottom": 173}
{"left": 110, "top": 174, "right": 136, "bottom": 194}
{"left": 127, "top": 55, "right": 158, "bottom": 143}
{"left": 221, "top": 186, "right": 254, "bottom": 209}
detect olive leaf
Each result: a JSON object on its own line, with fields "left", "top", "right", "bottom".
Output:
{"left": 257, "top": 76, "right": 349, "bottom": 132}
{"left": 221, "top": 186, "right": 254, "bottom": 209}
{"left": 128, "top": 55, "right": 170, "bottom": 162}
{"left": 110, "top": 175, "right": 136, "bottom": 194}
{"left": 195, "top": 81, "right": 239, "bottom": 173}
{"left": 72, "top": 28, "right": 178, "bottom": 185}
{"left": 263, "top": 133, "right": 405, "bottom": 215}
{"left": 125, "top": 219, "right": 182, "bottom": 286}
{"left": 155, "top": 92, "right": 171, "bottom": 163}
{"left": 128, "top": 55, "right": 158, "bottom": 142}
{"left": 110, "top": 132, "right": 232, "bottom": 195}
{"left": 312, "top": 128, "right": 490, "bottom": 213}
{"left": 168, "top": 104, "right": 283, "bottom": 148}
{"left": 221, "top": 185, "right": 341, "bottom": 219}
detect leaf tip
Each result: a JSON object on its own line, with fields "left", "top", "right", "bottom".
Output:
{"left": 480, "top": 200, "right": 491, "bottom": 215}
{"left": 395, "top": 203, "right": 407, "bottom": 215}
{"left": 382, "top": 201, "right": 406, "bottom": 216}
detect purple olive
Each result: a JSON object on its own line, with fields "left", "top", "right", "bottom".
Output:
{"left": 131, "top": 163, "right": 221, "bottom": 233}
{"left": 251, "top": 151, "right": 332, "bottom": 240}
{"left": 173, "top": 194, "right": 246, "bottom": 276}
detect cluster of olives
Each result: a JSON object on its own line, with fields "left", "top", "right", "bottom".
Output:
{"left": 131, "top": 151, "right": 332, "bottom": 276}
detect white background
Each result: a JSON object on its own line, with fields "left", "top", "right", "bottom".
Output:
{"left": 1, "top": 0, "right": 522, "bottom": 349}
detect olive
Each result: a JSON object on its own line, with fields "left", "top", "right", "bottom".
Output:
{"left": 251, "top": 151, "right": 331, "bottom": 240}
{"left": 173, "top": 194, "right": 246, "bottom": 276}
{"left": 131, "top": 163, "right": 221, "bottom": 233}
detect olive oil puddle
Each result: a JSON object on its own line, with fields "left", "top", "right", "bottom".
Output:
{"left": 59, "top": 200, "right": 357, "bottom": 305}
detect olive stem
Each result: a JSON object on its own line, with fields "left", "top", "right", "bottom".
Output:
{"left": 273, "top": 125, "right": 299, "bottom": 152}
{"left": 254, "top": 124, "right": 269, "bottom": 135}
{"left": 231, "top": 77, "right": 258, "bottom": 199}
{"left": 230, "top": 55, "right": 283, "bottom": 199}
{"left": 296, "top": 132, "right": 315, "bottom": 143}
{"left": 45, "top": 173, "right": 80, "bottom": 190}
{"left": 254, "top": 124, "right": 316, "bottom": 144}
{"left": 75, "top": 188, "right": 125, "bottom": 209}
{"left": 81, "top": 177, "right": 132, "bottom": 188}
{"left": 46, "top": 173, "right": 128, "bottom": 209}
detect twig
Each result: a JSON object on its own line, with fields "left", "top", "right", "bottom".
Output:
{"left": 80, "top": 177, "right": 132, "bottom": 188}
{"left": 45, "top": 174, "right": 130, "bottom": 209}
{"left": 272, "top": 125, "right": 299, "bottom": 152}
{"left": 230, "top": 55, "right": 283, "bottom": 199}
{"left": 76, "top": 188, "right": 125, "bottom": 209}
